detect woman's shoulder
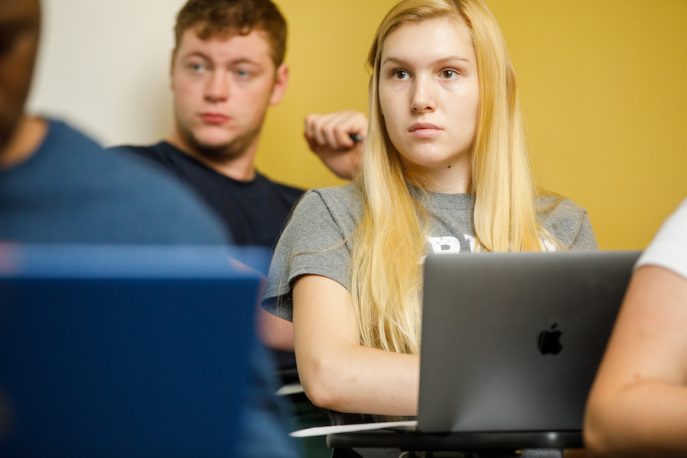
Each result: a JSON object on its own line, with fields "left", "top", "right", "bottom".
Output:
{"left": 537, "top": 193, "right": 595, "bottom": 249}
{"left": 538, "top": 193, "right": 586, "bottom": 215}
{"left": 299, "top": 184, "right": 364, "bottom": 218}
{"left": 305, "top": 183, "right": 362, "bottom": 204}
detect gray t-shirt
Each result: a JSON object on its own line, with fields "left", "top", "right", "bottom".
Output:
{"left": 262, "top": 184, "right": 597, "bottom": 320}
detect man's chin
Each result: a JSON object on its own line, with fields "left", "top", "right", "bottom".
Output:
{"left": 196, "top": 139, "right": 232, "bottom": 151}
{"left": 185, "top": 129, "right": 228, "bottom": 147}
{"left": 191, "top": 131, "right": 233, "bottom": 148}
{"left": 187, "top": 135, "right": 243, "bottom": 160}
{"left": 177, "top": 124, "right": 255, "bottom": 160}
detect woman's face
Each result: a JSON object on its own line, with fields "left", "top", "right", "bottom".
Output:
{"left": 379, "top": 17, "right": 479, "bottom": 188}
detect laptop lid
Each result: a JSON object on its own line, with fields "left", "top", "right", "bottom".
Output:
{"left": 0, "top": 245, "right": 266, "bottom": 457}
{"left": 418, "top": 251, "right": 639, "bottom": 433}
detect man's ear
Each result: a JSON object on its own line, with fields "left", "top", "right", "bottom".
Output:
{"left": 269, "top": 63, "right": 289, "bottom": 106}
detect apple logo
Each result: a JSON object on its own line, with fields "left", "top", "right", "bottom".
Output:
{"left": 538, "top": 323, "right": 563, "bottom": 355}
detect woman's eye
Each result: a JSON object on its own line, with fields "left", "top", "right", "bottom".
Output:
{"left": 440, "top": 69, "right": 459, "bottom": 79}
{"left": 389, "top": 69, "right": 410, "bottom": 80}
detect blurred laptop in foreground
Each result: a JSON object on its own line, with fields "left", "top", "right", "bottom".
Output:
{"left": 0, "top": 245, "right": 273, "bottom": 457}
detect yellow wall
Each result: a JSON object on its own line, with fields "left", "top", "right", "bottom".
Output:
{"left": 257, "top": 0, "right": 687, "bottom": 250}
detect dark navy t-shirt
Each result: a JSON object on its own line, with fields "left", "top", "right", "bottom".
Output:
{"left": 110, "top": 142, "right": 304, "bottom": 248}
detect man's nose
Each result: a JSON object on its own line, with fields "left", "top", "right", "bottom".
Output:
{"left": 204, "top": 71, "right": 229, "bottom": 102}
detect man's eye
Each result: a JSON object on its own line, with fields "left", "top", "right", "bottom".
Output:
{"left": 187, "top": 62, "right": 207, "bottom": 73}
{"left": 235, "top": 68, "right": 252, "bottom": 79}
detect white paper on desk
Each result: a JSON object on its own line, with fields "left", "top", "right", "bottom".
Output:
{"left": 290, "top": 420, "right": 418, "bottom": 437}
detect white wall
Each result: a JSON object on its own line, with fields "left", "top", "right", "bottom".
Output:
{"left": 27, "top": 0, "right": 186, "bottom": 146}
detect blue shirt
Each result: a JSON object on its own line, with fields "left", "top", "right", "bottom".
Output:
{"left": 0, "top": 120, "right": 227, "bottom": 245}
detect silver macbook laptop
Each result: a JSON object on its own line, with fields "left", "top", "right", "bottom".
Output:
{"left": 418, "top": 250, "right": 639, "bottom": 433}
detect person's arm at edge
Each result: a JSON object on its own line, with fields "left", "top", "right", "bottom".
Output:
{"left": 293, "top": 274, "right": 419, "bottom": 416}
{"left": 584, "top": 265, "right": 687, "bottom": 456}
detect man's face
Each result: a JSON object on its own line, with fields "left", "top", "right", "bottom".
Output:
{"left": 0, "top": 0, "right": 41, "bottom": 153}
{"left": 170, "top": 27, "right": 288, "bottom": 159}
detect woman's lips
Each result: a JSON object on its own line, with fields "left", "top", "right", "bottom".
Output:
{"left": 200, "top": 113, "right": 230, "bottom": 125}
{"left": 408, "top": 122, "right": 442, "bottom": 139}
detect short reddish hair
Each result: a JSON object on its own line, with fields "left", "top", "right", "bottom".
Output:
{"left": 174, "top": 0, "right": 287, "bottom": 66}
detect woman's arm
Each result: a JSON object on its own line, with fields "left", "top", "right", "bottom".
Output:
{"left": 584, "top": 265, "right": 687, "bottom": 456}
{"left": 293, "top": 274, "right": 419, "bottom": 416}
{"left": 257, "top": 307, "right": 294, "bottom": 351}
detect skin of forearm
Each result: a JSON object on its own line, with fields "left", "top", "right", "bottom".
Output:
{"left": 257, "top": 307, "right": 294, "bottom": 350}
{"left": 298, "top": 342, "right": 420, "bottom": 417}
{"left": 587, "top": 381, "right": 687, "bottom": 457}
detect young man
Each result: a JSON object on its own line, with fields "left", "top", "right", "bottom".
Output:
{"left": 114, "top": 0, "right": 296, "bottom": 249}
{"left": 0, "top": 2, "right": 296, "bottom": 456}
{"left": 112, "top": 0, "right": 367, "bottom": 356}
{"left": 114, "top": 0, "right": 368, "bottom": 246}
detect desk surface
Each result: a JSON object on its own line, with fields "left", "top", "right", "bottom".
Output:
{"left": 327, "top": 430, "right": 582, "bottom": 452}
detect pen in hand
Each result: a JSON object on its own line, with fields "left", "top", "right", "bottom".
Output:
{"left": 349, "top": 133, "right": 364, "bottom": 143}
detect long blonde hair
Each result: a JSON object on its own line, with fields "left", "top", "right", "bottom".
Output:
{"left": 350, "top": 0, "right": 554, "bottom": 355}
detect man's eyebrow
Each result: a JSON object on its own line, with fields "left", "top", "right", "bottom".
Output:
{"left": 180, "top": 51, "right": 211, "bottom": 60}
{"left": 228, "top": 58, "right": 261, "bottom": 66}
{"left": 179, "top": 53, "right": 261, "bottom": 67}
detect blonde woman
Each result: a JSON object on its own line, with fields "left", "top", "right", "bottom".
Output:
{"left": 263, "top": 0, "right": 596, "bottom": 419}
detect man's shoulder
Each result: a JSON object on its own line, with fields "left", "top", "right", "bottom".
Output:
{"left": 77, "top": 140, "right": 184, "bottom": 191}
{"left": 6, "top": 120, "right": 228, "bottom": 245}
{"left": 108, "top": 141, "right": 180, "bottom": 169}
{"left": 44, "top": 119, "right": 100, "bottom": 148}
{"left": 36, "top": 120, "right": 124, "bottom": 172}
{"left": 255, "top": 173, "right": 305, "bottom": 202}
